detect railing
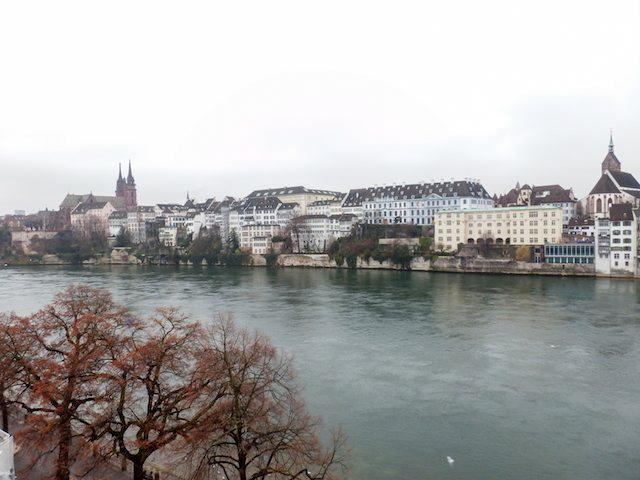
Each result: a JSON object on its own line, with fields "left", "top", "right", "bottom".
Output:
{"left": 0, "top": 430, "right": 15, "bottom": 480}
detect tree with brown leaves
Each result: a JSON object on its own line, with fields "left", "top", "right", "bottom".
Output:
{"left": 182, "top": 317, "right": 348, "bottom": 480}
{"left": 13, "top": 284, "right": 131, "bottom": 480}
{"left": 91, "top": 308, "right": 227, "bottom": 480}
{"left": 0, "top": 312, "right": 27, "bottom": 433}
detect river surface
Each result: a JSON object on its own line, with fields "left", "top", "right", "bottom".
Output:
{"left": 1, "top": 266, "right": 639, "bottom": 480}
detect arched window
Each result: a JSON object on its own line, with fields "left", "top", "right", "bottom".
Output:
{"left": 596, "top": 198, "right": 602, "bottom": 213}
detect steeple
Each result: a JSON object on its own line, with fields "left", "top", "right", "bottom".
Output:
{"left": 601, "top": 131, "right": 621, "bottom": 174}
{"left": 116, "top": 162, "right": 126, "bottom": 198}
{"left": 127, "top": 160, "right": 135, "bottom": 183}
{"left": 608, "top": 130, "right": 614, "bottom": 153}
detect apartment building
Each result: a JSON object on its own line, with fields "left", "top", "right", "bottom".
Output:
{"left": 434, "top": 205, "right": 563, "bottom": 252}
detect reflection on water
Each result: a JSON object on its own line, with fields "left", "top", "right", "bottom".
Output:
{"left": 1, "top": 266, "right": 640, "bottom": 479}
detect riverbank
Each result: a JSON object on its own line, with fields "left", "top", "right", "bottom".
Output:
{"left": 3, "top": 251, "right": 626, "bottom": 278}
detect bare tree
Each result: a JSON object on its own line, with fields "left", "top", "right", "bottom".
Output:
{"left": 0, "top": 312, "right": 28, "bottom": 432}
{"left": 91, "top": 308, "right": 227, "bottom": 480}
{"left": 12, "top": 285, "right": 131, "bottom": 480}
{"left": 182, "top": 316, "right": 348, "bottom": 480}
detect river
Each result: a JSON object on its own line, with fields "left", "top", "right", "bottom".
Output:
{"left": 1, "top": 266, "right": 639, "bottom": 480}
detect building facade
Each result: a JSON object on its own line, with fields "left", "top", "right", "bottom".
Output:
{"left": 342, "top": 180, "right": 493, "bottom": 225}
{"left": 594, "top": 204, "right": 637, "bottom": 275}
{"left": 543, "top": 244, "right": 594, "bottom": 264}
{"left": 434, "top": 205, "right": 563, "bottom": 252}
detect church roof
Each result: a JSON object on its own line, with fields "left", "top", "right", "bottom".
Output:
{"left": 622, "top": 189, "right": 640, "bottom": 199}
{"left": 60, "top": 194, "right": 125, "bottom": 210}
{"left": 609, "top": 170, "right": 640, "bottom": 189}
{"left": 588, "top": 174, "right": 620, "bottom": 195}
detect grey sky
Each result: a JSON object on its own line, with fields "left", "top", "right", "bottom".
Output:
{"left": 1, "top": 0, "right": 639, "bottom": 214}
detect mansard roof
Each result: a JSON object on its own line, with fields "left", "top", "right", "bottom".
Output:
{"left": 341, "top": 180, "right": 491, "bottom": 207}
{"left": 242, "top": 196, "right": 281, "bottom": 210}
{"left": 246, "top": 186, "right": 343, "bottom": 198}
{"left": 589, "top": 174, "right": 621, "bottom": 195}
{"left": 609, "top": 170, "right": 640, "bottom": 189}
{"left": 136, "top": 206, "right": 155, "bottom": 213}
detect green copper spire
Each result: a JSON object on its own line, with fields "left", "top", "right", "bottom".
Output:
{"left": 609, "top": 130, "right": 614, "bottom": 153}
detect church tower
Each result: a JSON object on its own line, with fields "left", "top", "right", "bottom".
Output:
{"left": 124, "top": 160, "right": 138, "bottom": 210}
{"left": 115, "top": 163, "right": 126, "bottom": 198}
{"left": 601, "top": 132, "right": 621, "bottom": 174}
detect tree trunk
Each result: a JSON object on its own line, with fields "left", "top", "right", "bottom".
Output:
{"left": 133, "top": 460, "right": 145, "bottom": 480}
{"left": 55, "top": 418, "right": 72, "bottom": 480}
{"left": 0, "top": 384, "right": 9, "bottom": 432}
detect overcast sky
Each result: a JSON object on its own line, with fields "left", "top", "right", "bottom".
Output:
{"left": 1, "top": 0, "right": 639, "bottom": 214}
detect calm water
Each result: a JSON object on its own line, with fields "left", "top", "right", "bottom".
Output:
{"left": 1, "top": 266, "right": 640, "bottom": 480}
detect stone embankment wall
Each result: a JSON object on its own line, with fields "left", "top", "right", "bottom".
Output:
{"left": 250, "top": 254, "right": 595, "bottom": 276}
{"left": 430, "top": 256, "right": 595, "bottom": 276}
{"left": 10, "top": 252, "right": 604, "bottom": 278}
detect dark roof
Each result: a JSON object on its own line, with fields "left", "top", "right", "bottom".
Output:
{"left": 71, "top": 201, "right": 111, "bottom": 214}
{"left": 609, "top": 203, "right": 634, "bottom": 221}
{"left": 278, "top": 202, "right": 299, "bottom": 210}
{"left": 246, "top": 186, "right": 342, "bottom": 198}
{"left": 609, "top": 170, "right": 640, "bottom": 189}
{"left": 589, "top": 174, "right": 620, "bottom": 195}
{"left": 242, "top": 196, "right": 281, "bottom": 210}
{"left": 496, "top": 188, "right": 520, "bottom": 206}
{"left": 137, "top": 206, "right": 155, "bottom": 213}
{"left": 330, "top": 214, "right": 357, "bottom": 221}
{"left": 60, "top": 194, "right": 124, "bottom": 210}
{"left": 622, "top": 189, "right": 640, "bottom": 199}
{"left": 568, "top": 217, "right": 594, "bottom": 227}
{"left": 341, "top": 180, "right": 491, "bottom": 207}
{"left": 530, "top": 185, "right": 575, "bottom": 205}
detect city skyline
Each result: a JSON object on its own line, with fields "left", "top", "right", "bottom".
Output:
{"left": 1, "top": 0, "right": 640, "bottom": 213}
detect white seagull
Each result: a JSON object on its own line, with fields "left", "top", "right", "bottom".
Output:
{"left": 447, "top": 456, "right": 454, "bottom": 466}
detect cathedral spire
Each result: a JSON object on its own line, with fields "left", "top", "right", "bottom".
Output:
{"left": 608, "top": 130, "right": 614, "bottom": 153}
{"left": 127, "top": 160, "right": 135, "bottom": 183}
{"left": 118, "top": 162, "right": 123, "bottom": 180}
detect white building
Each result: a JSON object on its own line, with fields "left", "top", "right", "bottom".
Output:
{"left": 126, "top": 206, "right": 156, "bottom": 243}
{"left": 342, "top": 180, "right": 493, "bottom": 226}
{"left": 566, "top": 217, "right": 595, "bottom": 238}
{"left": 434, "top": 205, "right": 563, "bottom": 252}
{"left": 244, "top": 186, "right": 342, "bottom": 215}
{"left": 229, "top": 197, "right": 301, "bottom": 252}
{"left": 594, "top": 204, "right": 637, "bottom": 276}
{"left": 291, "top": 213, "right": 358, "bottom": 253}
{"left": 240, "top": 223, "right": 282, "bottom": 253}
{"left": 108, "top": 211, "right": 128, "bottom": 237}
{"left": 70, "top": 200, "right": 116, "bottom": 235}
{"left": 159, "top": 227, "right": 178, "bottom": 247}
